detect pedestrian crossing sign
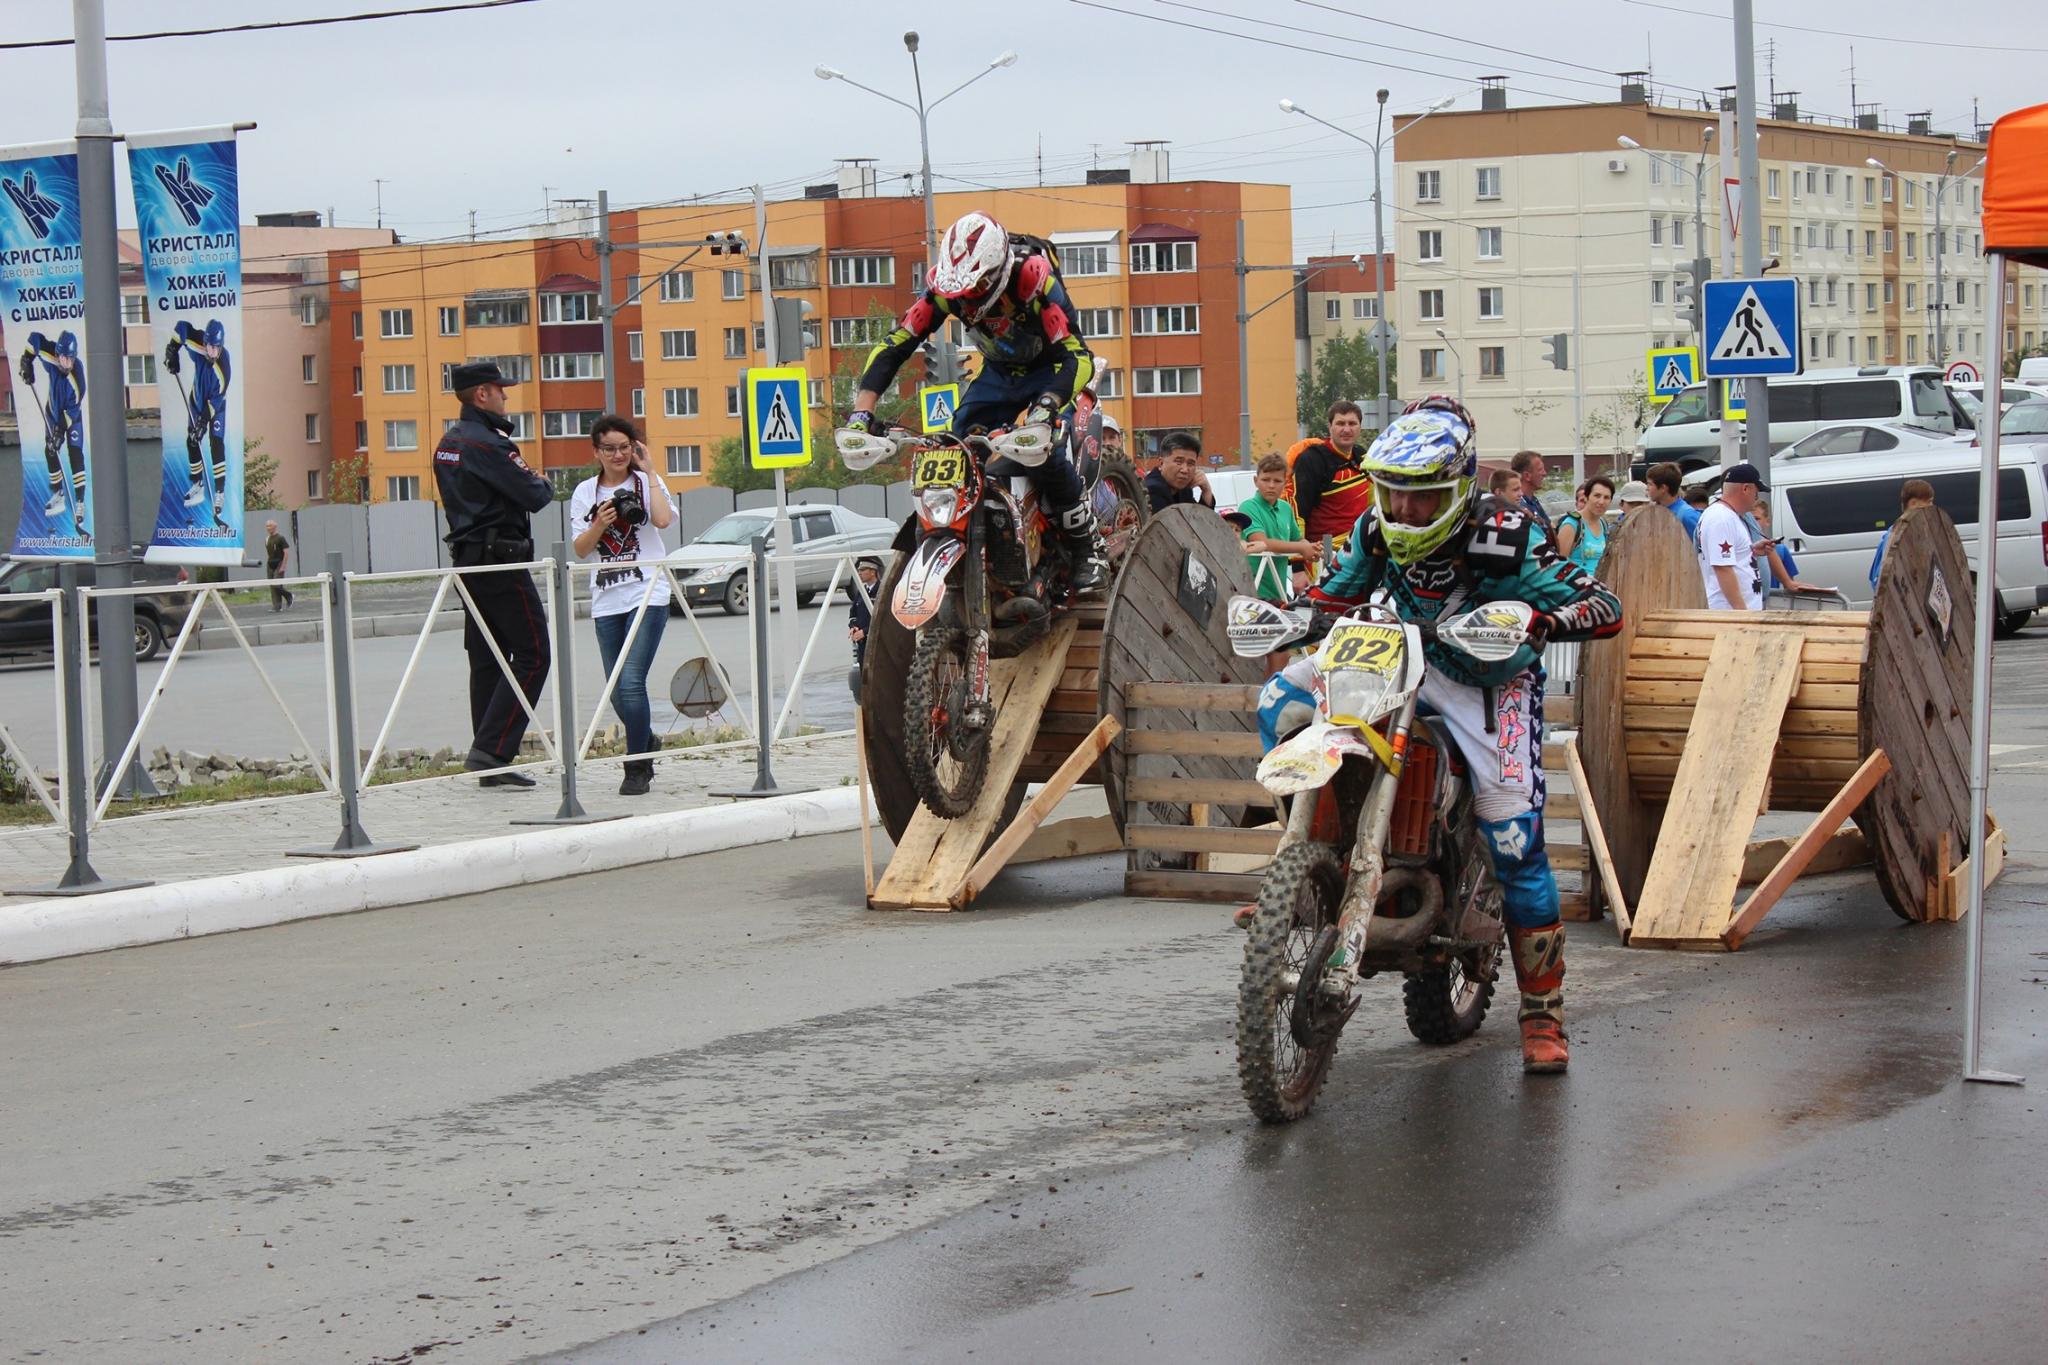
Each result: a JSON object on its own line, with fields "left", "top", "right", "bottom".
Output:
{"left": 745, "top": 366, "right": 811, "bottom": 469}
{"left": 920, "top": 383, "right": 960, "bottom": 435}
{"left": 1646, "top": 346, "right": 1699, "bottom": 406}
{"left": 1702, "top": 277, "right": 1802, "bottom": 378}
{"left": 1721, "top": 378, "right": 1747, "bottom": 423}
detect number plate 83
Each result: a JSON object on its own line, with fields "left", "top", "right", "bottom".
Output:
{"left": 913, "top": 450, "right": 966, "bottom": 489}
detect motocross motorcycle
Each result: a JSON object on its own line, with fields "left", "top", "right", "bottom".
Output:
{"left": 1224, "top": 593, "right": 1538, "bottom": 1123}
{"left": 836, "top": 398, "right": 1145, "bottom": 819}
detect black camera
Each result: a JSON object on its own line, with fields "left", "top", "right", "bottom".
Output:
{"left": 609, "top": 486, "right": 646, "bottom": 527}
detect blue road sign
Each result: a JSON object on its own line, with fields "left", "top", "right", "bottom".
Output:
{"left": 1703, "top": 277, "right": 1802, "bottom": 378}
{"left": 1646, "top": 346, "right": 1699, "bottom": 406}
{"left": 745, "top": 366, "right": 811, "bottom": 469}
{"left": 920, "top": 383, "right": 960, "bottom": 434}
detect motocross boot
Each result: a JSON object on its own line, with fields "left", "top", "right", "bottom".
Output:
{"left": 1057, "top": 503, "right": 1110, "bottom": 597}
{"left": 1508, "top": 923, "right": 1569, "bottom": 1074}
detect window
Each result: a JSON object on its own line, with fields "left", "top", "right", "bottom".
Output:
{"left": 382, "top": 364, "right": 416, "bottom": 394}
{"left": 1418, "top": 229, "right": 1443, "bottom": 262}
{"left": 1353, "top": 297, "right": 1380, "bottom": 320}
{"left": 538, "top": 292, "right": 598, "bottom": 323}
{"left": 1420, "top": 348, "right": 1443, "bottom": 380}
{"left": 723, "top": 326, "right": 747, "bottom": 359}
{"left": 438, "top": 306, "right": 460, "bottom": 336}
{"left": 541, "top": 410, "right": 599, "bottom": 438}
{"left": 1825, "top": 333, "right": 1837, "bottom": 359}
{"left": 351, "top": 310, "right": 362, "bottom": 340}
{"left": 1767, "top": 225, "right": 1782, "bottom": 254}
{"left": 829, "top": 315, "right": 889, "bottom": 348}
{"left": 1649, "top": 157, "right": 1662, "bottom": 186}
{"left": 124, "top": 353, "right": 156, "bottom": 386}
{"left": 665, "top": 444, "right": 702, "bottom": 476}
{"left": 337, "top": 269, "right": 359, "bottom": 294}
{"left": 299, "top": 296, "right": 318, "bottom": 326}
{"left": 354, "top": 420, "right": 368, "bottom": 451}
{"left": 384, "top": 419, "right": 418, "bottom": 451}
{"left": 1866, "top": 282, "right": 1878, "bottom": 311}
{"left": 663, "top": 387, "right": 699, "bottom": 418}
{"left": 725, "top": 385, "right": 742, "bottom": 417}
{"left": 1671, "top": 217, "right": 1685, "bottom": 248}
{"left": 768, "top": 256, "right": 817, "bottom": 291}
{"left": 828, "top": 254, "right": 894, "bottom": 287}
{"left": 120, "top": 293, "right": 148, "bottom": 325}
{"left": 307, "top": 469, "right": 323, "bottom": 500}
{"left": 658, "top": 270, "right": 693, "bottom": 303}
{"left": 304, "top": 413, "right": 320, "bottom": 443}
{"left": 808, "top": 378, "right": 826, "bottom": 408}
{"left": 753, "top": 323, "right": 767, "bottom": 353}
{"left": 1477, "top": 286, "right": 1505, "bottom": 320}
{"left": 1651, "top": 279, "right": 1666, "bottom": 305}
{"left": 1866, "top": 230, "right": 1877, "bottom": 256}
{"left": 656, "top": 328, "right": 697, "bottom": 361}
{"left": 506, "top": 411, "right": 534, "bottom": 441}
{"left": 631, "top": 387, "right": 644, "bottom": 418}
{"left": 1650, "top": 217, "right": 1664, "bottom": 246}
{"left": 296, "top": 353, "right": 315, "bottom": 384}
{"left": 1906, "top": 232, "right": 1917, "bottom": 260}
{"left": 1826, "top": 278, "right": 1838, "bottom": 306}
{"left": 1063, "top": 243, "right": 1113, "bottom": 276}
{"left": 1805, "top": 169, "right": 1817, "bottom": 196}
{"left": 1416, "top": 169, "right": 1441, "bottom": 202}
{"left": 540, "top": 352, "right": 603, "bottom": 381}
{"left": 1824, "top": 168, "right": 1836, "bottom": 196}
{"left": 1325, "top": 298, "right": 1342, "bottom": 321}
{"left": 1132, "top": 304, "right": 1200, "bottom": 335}
{"left": 2030, "top": 285, "right": 2039, "bottom": 310}
{"left": 626, "top": 272, "right": 644, "bottom": 301}
{"left": 1882, "top": 175, "right": 1894, "bottom": 203}
{"left": 1787, "top": 467, "right": 2026, "bottom": 539}
{"left": 379, "top": 307, "right": 414, "bottom": 338}
{"left": 464, "top": 295, "right": 529, "bottom": 327}
{"left": 1883, "top": 229, "right": 1895, "bottom": 254}
{"left": 1134, "top": 366, "right": 1201, "bottom": 395}
{"left": 1093, "top": 367, "right": 1124, "bottom": 398}
{"left": 1475, "top": 166, "right": 1501, "bottom": 199}
{"left": 1075, "top": 306, "right": 1121, "bottom": 337}
{"left": 1475, "top": 226, "right": 1503, "bottom": 260}
{"left": 1130, "top": 239, "right": 1197, "bottom": 273}
{"left": 1904, "top": 180, "right": 1917, "bottom": 207}
{"left": 352, "top": 365, "right": 363, "bottom": 395}
{"left": 1824, "top": 224, "right": 1836, "bottom": 251}
{"left": 469, "top": 353, "right": 532, "bottom": 384}
{"left": 627, "top": 330, "right": 643, "bottom": 361}
{"left": 1767, "top": 168, "right": 1781, "bottom": 199}
{"left": 386, "top": 476, "right": 420, "bottom": 501}
{"left": 1479, "top": 345, "right": 1505, "bottom": 379}
{"left": 1808, "top": 333, "right": 1819, "bottom": 361}
{"left": 1906, "top": 334, "right": 1919, "bottom": 360}
{"left": 2008, "top": 281, "right": 2017, "bottom": 305}
{"left": 1418, "top": 288, "right": 1445, "bottom": 321}
{"left": 1906, "top": 283, "right": 1918, "bottom": 311}
{"left": 802, "top": 318, "right": 822, "bottom": 349}
{"left": 1806, "top": 224, "right": 1817, "bottom": 249}
{"left": 1867, "top": 335, "right": 1879, "bottom": 363}
{"left": 721, "top": 269, "right": 746, "bottom": 300}
{"left": 1884, "top": 280, "right": 1896, "bottom": 304}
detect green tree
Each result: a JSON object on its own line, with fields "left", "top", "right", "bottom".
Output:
{"left": 1299, "top": 330, "right": 1395, "bottom": 433}
{"left": 327, "top": 450, "right": 371, "bottom": 504}
{"left": 707, "top": 435, "right": 773, "bottom": 495}
{"left": 1583, "top": 374, "right": 1657, "bottom": 454}
{"left": 241, "top": 438, "right": 280, "bottom": 509}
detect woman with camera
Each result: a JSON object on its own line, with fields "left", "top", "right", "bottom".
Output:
{"left": 570, "top": 416, "right": 677, "bottom": 796}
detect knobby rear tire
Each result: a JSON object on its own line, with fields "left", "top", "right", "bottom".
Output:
{"left": 1237, "top": 840, "right": 1348, "bottom": 1124}
{"left": 1401, "top": 952, "right": 1497, "bottom": 1044}
{"left": 904, "top": 624, "right": 990, "bottom": 820}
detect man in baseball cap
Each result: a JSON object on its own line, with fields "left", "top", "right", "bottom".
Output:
{"left": 1698, "top": 463, "right": 1771, "bottom": 610}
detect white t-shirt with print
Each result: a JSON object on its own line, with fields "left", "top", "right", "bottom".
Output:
{"left": 571, "top": 472, "right": 677, "bottom": 618}
{"left": 1697, "top": 499, "right": 1760, "bottom": 610}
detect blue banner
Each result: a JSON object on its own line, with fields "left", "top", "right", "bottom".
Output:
{"left": 129, "top": 128, "right": 244, "bottom": 566}
{"left": 0, "top": 141, "right": 95, "bottom": 560}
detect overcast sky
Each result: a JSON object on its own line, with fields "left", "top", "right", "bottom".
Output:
{"left": 3, "top": 0, "right": 2037, "bottom": 260}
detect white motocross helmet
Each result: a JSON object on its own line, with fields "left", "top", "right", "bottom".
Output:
{"left": 930, "top": 212, "right": 1014, "bottom": 322}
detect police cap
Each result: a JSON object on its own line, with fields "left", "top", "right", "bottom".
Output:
{"left": 450, "top": 360, "right": 519, "bottom": 392}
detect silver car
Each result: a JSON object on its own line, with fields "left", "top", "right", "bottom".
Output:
{"left": 667, "top": 504, "right": 897, "bottom": 615}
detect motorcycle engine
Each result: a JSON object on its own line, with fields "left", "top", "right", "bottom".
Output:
{"left": 982, "top": 497, "right": 1030, "bottom": 588}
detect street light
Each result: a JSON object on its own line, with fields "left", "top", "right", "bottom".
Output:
{"left": 818, "top": 40, "right": 1019, "bottom": 382}
{"left": 1433, "top": 327, "right": 1465, "bottom": 406}
{"left": 1281, "top": 91, "right": 1457, "bottom": 432}
{"left": 1620, "top": 128, "right": 1716, "bottom": 350}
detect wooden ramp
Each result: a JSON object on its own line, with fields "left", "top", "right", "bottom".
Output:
{"left": 872, "top": 617, "right": 1091, "bottom": 911}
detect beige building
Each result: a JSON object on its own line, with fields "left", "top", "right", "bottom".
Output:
{"left": 1391, "top": 95, "right": 2039, "bottom": 462}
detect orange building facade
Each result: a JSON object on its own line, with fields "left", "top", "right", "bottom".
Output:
{"left": 326, "top": 179, "right": 1295, "bottom": 500}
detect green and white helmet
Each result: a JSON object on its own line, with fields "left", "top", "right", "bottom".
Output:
{"left": 1361, "top": 395, "right": 1478, "bottom": 563}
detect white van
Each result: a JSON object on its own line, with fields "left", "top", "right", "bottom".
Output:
{"left": 1684, "top": 429, "right": 2048, "bottom": 630}
{"left": 1633, "top": 366, "right": 1956, "bottom": 477}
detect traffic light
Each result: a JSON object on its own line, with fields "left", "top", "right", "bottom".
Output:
{"left": 1676, "top": 256, "right": 1711, "bottom": 332}
{"left": 706, "top": 232, "right": 747, "bottom": 256}
{"left": 1542, "top": 333, "right": 1569, "bottom": 370}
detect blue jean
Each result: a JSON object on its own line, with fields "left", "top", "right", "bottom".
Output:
{"left": 593, "top": 605, "right": 668, "bottom": 759}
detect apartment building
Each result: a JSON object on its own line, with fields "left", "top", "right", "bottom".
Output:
{"left": 1302, "top": 252, "right": 1397, "bottom": 365}
{"left": 0, "top": 216, "right": 395, "bottom": 509}
{"left": 1391, "top": 92, "right": 2035, "bottom": 460}
{"left": 329, "top": 169, "right": 1296, "bottom": 499}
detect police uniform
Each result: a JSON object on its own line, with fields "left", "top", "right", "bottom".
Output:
{"left": 434, "top": 361, "right": 553, "bottom": 784}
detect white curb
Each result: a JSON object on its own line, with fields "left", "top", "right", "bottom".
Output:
{"left": 0, "top": 787, "right": 865, "bottom": 966}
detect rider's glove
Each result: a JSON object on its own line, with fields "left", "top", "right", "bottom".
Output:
{"left": 17, "top": 351, "right": 33, "bottom": 385}
{"left": 1022, "top": 391, "right": 1061, "bottom": 429}
{"left": 163, "top": 339, "right": 181, "bottom": 375}
{"left": 844, "top": 410, "right": 882, "bottom": 437}
{"left": 1527, "top": 610, "right": 1557, "bottom": 646}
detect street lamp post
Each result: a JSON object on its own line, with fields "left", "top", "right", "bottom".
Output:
{"left": 1281, "top": 92, "right": 1457, "bottom": 433}
{"left": 1874, "top": 151, "right": 1985, "bottom": 367}
{"left": 818, "top": 40, "right": 1018, "bottom": 384}
{"left": 1434, "top": 328, "right": 1465, "bottom": 407}
{"left": 1620, "top": 129, "right": 1716, "bottom": 352}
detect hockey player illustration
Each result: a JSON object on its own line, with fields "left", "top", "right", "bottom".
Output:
{"left": 17, "top": 330, "right": 89, "bottom": 536}
{"left": 164, "top": 318, "right": 232, "bottom": 526}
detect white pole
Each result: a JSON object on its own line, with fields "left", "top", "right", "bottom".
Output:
{"left": 1962, "top": 250, "right": 2022, "bottom": 1086}
{"left": 1570, "top": 271, "right": 1584, "bottom": 487}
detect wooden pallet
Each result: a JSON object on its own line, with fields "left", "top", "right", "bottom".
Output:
{"left": 1119, "top": 681, "right": 1278, "bottom": 903}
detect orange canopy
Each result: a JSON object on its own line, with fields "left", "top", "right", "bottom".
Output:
{"left": 1984, "top": 102, "right": 2048, "bottom": 268}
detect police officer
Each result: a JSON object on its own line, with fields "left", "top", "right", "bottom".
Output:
{"left": 435, "top": 361, "right": 553, "bottom": 787}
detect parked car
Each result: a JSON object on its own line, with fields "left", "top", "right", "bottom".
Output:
{"left": 1634, "top": 366, "right": 1958, "bottom": 477}
{"left": 0, "top": 554, "right": 196, "bottom": 662}
{"left": 1679, "top": 425, "right": 2048, "bottom": 629}
{"left": 1951, "top": 381, "right": 2048, "bottom": 419}
{"left": 667, "top": 504, "right": 897, "bottom": 615}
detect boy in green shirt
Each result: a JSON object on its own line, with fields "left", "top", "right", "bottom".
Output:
{"left": 1233, "top": 452, "right": 1318, "bottom": 673}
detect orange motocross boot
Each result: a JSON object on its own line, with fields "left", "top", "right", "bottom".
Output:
{"left": 1509, "top": 923, "right": 1569, "bottom": 1073}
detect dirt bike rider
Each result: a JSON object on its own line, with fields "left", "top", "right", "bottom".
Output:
{"left": 841, "top": 211, "right": 1109, "bottom": 595}
{"left": 1257, "top": 396, "right": 1622, "bottom": 1073}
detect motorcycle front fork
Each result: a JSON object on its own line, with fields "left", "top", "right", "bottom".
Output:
{"left": 961, "top": 518, "right": 994, "bottom": 730}
{"left": 1289, "top": 694, "right": 1418, "bottom": 988}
